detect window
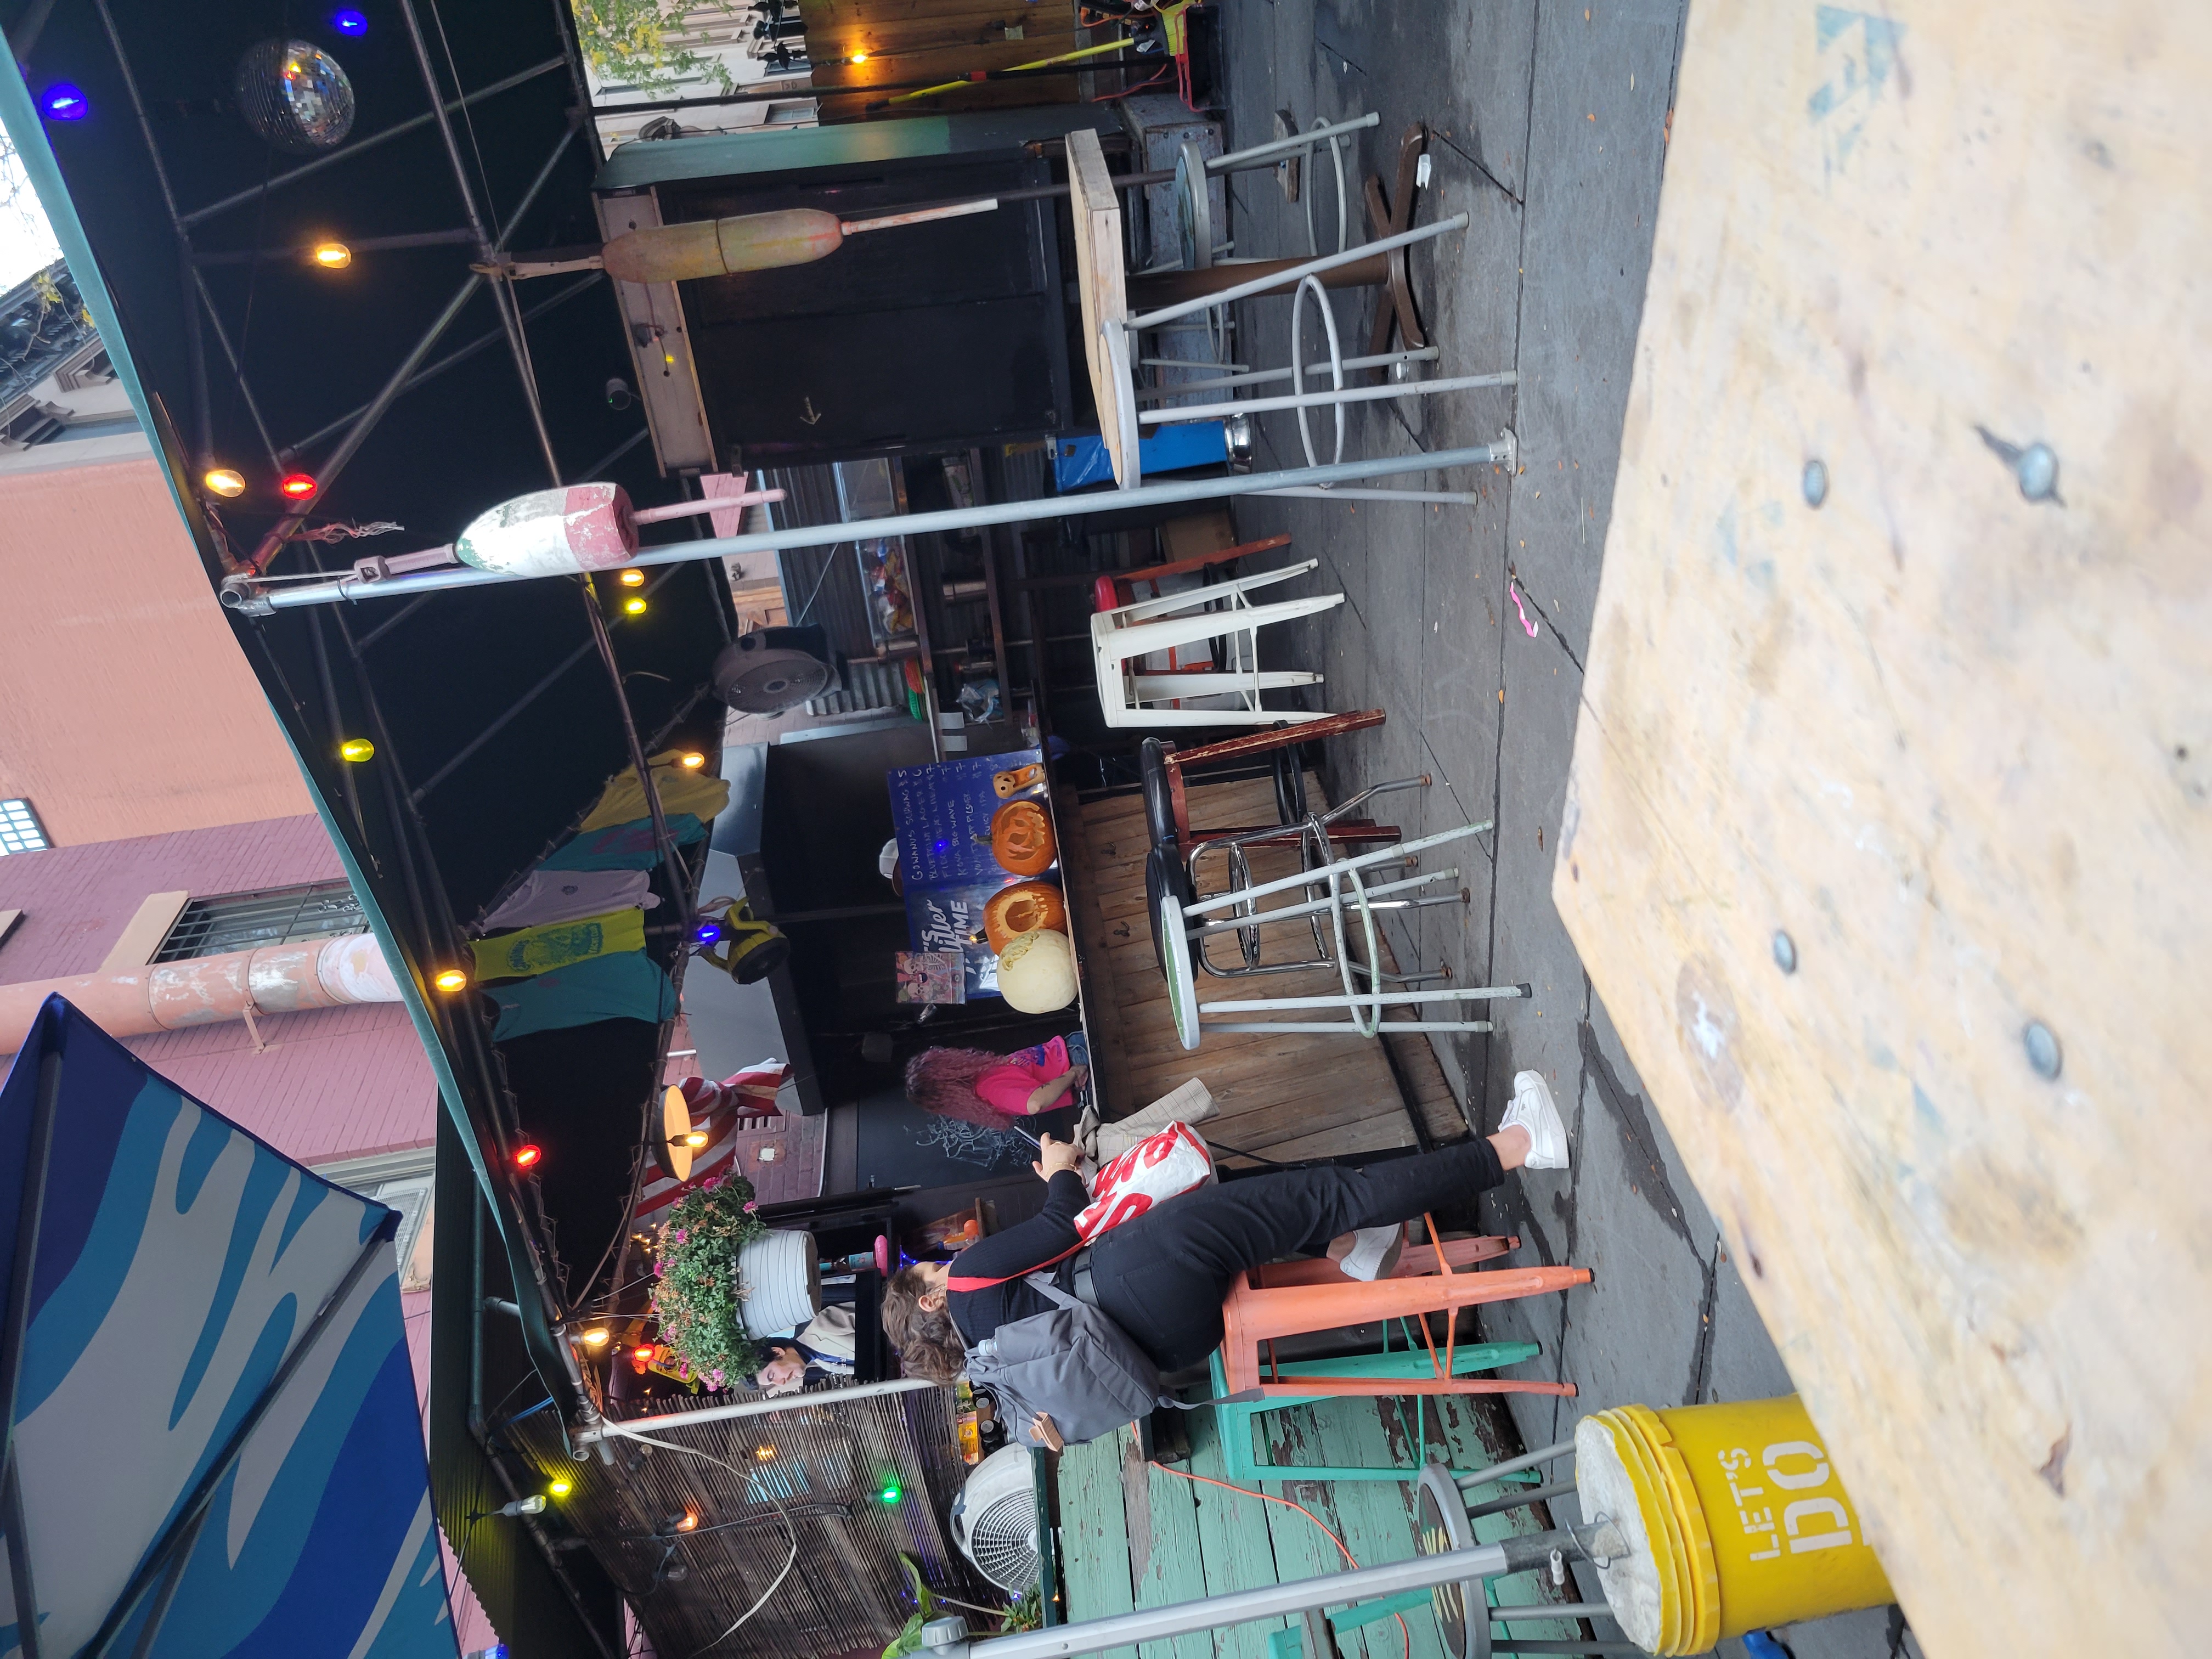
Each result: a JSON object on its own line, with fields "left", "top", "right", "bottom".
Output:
{"left": 313, "top": 1147, "right": 435, "bottom": 1290}
{"left": 0, "top": 799, "right": 48, "bottom": 855}
{"left": 151, "top": 880, "right": 365, "bottom": 962}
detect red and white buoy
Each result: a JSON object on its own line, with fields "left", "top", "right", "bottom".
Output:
{"left": 454, "top": 475, "right": 784, "bottom": 579}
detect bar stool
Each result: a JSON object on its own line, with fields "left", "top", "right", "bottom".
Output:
{"left": 1150, "top": 817, "right": 1531, "bottom": 1049}
{"left": 1141, "top": 715, "right": 1399, "bottom": 857}
{"left": 1091, "top": 557, "right": 1343, "bottom": 729}
{"left": 1216, "top": 1259, "right": 1589, "bottom": 1400}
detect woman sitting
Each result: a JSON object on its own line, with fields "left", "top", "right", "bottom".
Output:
{"left": 882, "top": 1073, "right": 1571, "bottom": 1446}
{"left": 904, "top": 1031, "right": 1088, "bottom": 1126}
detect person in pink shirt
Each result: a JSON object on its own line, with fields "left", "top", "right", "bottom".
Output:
{"left": 905, "top": 1031, "right": 1090, "bottom": 1126}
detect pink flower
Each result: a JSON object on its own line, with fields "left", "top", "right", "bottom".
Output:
{"left": 743, "top": 1201, "right": 759, "bottom": 1213}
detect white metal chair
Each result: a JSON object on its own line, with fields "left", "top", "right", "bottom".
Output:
{"left": 1066, "top": 126, "right": 1517, "bottom": 505}
{"left": 1150, "top": 818, "right": 1531, "bottom": 1051}
{"left": 1091, "top": 558, "right": 1343, "bottom": 729}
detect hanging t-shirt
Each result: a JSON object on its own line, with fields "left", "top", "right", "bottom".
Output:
{"left": 479, "top": 870, "right": 656, "bottom": 933}
{"left": 972, "top": 1035, "right": 1072, "bottom": 1116}
{"left": 471, "top": 907, "right": 647, "bottom": 983}
{"left": 539, "top": 814, "right": 705, "bottom": 872}
{"left": 578, "top": 751, "right": 732, "bottom": 833}
{"left": 488, "top": 952, "right": 676, "bottom": 1041}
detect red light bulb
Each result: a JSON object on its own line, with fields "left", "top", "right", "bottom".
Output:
{"left": 279, "top": 472, "right": 319, "bottom": 501}
{"left": 514, "top": 1143, "right": 543, "bottom": 1169}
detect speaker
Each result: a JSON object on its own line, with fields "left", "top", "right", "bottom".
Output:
{"left": 711, "top": 625, "right": 838, "bottom": 713}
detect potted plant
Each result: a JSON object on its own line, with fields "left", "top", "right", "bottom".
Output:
{"left": 650, "top": 1174, "right": 819, "bottom": 1389}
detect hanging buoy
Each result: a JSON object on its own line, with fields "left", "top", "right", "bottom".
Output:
{"left": 454, "top": 478, "right": 788, "bottom": 578}
{"left": 600, "top": 199, "right": 1002, "bottom": 286}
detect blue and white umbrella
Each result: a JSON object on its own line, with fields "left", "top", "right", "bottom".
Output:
{"left": 0, "top": 997, "right": 461, "bottom": 1659}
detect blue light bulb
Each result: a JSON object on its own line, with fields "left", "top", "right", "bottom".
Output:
{"left": 331, "top": 7, "right": 369, "bottom": 33}
{"left": 695, "top": 921, "right": 723, "bottom": 945}
{"left": 41, "top": 84, "right": 88, "bottom": 121}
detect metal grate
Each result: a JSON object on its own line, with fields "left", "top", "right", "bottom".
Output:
{"left": 0, "top": 799, "right": 48, "bottom": 855}
{"left": 151, "top": 881, "right": 366, "bottom": 962}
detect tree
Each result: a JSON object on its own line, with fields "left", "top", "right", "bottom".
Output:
{"left": 569, "top": 0, "right": 747, "bottom": 96}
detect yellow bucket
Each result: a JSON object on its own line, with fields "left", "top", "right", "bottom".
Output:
{"left": 1575, "top": 1397, "right": 1892, "bottom": 1652}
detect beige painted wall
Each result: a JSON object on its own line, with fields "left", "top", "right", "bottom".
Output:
{"left": 0, "top": 451, "right": 312, "bottom": 844}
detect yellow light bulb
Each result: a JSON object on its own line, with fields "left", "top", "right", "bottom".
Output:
{"left": 754, "top": 1444, "right": 776, "bottom": 1462}
{"left": 617, "top": 567, "right": 646, "bottom": 587}
{"left": 203, "top": 466, "right": 246, "bottom": 498}
{"left": 548, "top": 1478, "right": 573, "bottom": 1498}
{"left": 682, "top": 1130, "right": 709, "bottom": 1148}
{"left": 433, "top": 968, "right": 469, "bottom": 993}
{"left": 312, "top": 241, "right": 352, "bottom": 269}
{"left": 622, "top": 596, "right": 648, "bottom": 616}
{"left": 579, "top": 1327, "right": 611, "bottom": 1347}
{"left": 676, "top": 751, "right": 706, "bottom": 770}
{"left": 850, "top": 52, "right": 867, "bottom": 64}
{"left": 338, "top": 737, "right": 375, "bottom": 763}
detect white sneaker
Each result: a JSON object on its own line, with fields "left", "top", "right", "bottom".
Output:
{"left": 1502, "top": 1071, "right": 1571, "bottom": 1170}
{"left": 1329, "top": 1225, "right": 1406, "bottom": 1281}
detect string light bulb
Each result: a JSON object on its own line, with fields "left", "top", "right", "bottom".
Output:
{"left": 693, "top": 920, "right": 723, "bottom": 946}
{"left": 617, "top": 567, "right": 646, "bottom": 587}
{"left": 676, "top": 1510, "right": 700, "bottom": 1532}
{"left": 878, "top": 1480, "right": 903, "bottom": 1505}
{"left": 514, "top": 1143, "right": 544, "bottom": 1169}
{"left": 676, "top": 751, "right": 706, "bottom": 769}
{"left": 633, "top": 1344, "right": 656, "bottom": 1362}
{"left": 547, "top": 1478, "right": 573, "bottom": 1499}
{"left": 850, "top": 52, "right": 868, "bottom": 64}
{"left": 40, "top": 84, "right": 87, "bottom": 121}
{"left": 203, "top": 466, "right": 246, "bottom": 498}
{"left": 754, "top": 1445, "right": 776, "bottom": 1462}
{"left": 579, "top": 1327, "right": 611, "bottom": 1348}
{"left": 682, "top": 1130, "right": 710, "bottom": 1148}
{"left": 621, "top": 595, "right": 647, "bottom": 616}
{"left": 279, "top": 471, "right": 319, "bottom": 501}
{"left": 338, "top": 737, "right": 375, "bottom": 763}
{"left": 331, "top": 7, "right": 368, "bottom": 35}
{"left": 311, "top": 240, "right": 352, "bottom": 269}
{"left": 432, "top": 967, "right": 469, "bottom": 992}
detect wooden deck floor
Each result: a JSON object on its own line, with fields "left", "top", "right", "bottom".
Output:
{"left": 1062, "top": 774, "right": 1469, "bottom": 1163}
{"left": 1057, "top": 1398, "right": 1592, "bottom": 1659}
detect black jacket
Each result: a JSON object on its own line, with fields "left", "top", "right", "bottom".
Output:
{"left": 945, "top": 1170, "right": 1085, "bottom": 1347}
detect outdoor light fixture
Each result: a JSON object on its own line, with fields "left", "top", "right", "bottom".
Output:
{"left": 331, "top": 7, "right": 368, "bottom": 34}
{"left": 311, "top": 240, "right": 353, "bottom": 269}
{"left": 617, "top": 567, "right": 646, "bottom": 587}
{"left": 203, "top": 467, "right": 246, "bottom": 498}
{"left": 546, "top": 1478, "right": 573, "bottom": 1499}
{"left": 40, "top": 83, "right": 88, "bottom": 120}
{"left": 338, "top": 737, "right": 375, "bottom": 763}
{"left": 676, "top": 751, "right": 707, "bottom": 769}
{"left": 279, "top": 471, "right": 319, "bottom": 501}
{"left": 621, "top": 595, "right": 648, "bottom": 616}
{"left": 514, "top": 1143, "right": 544, "bottom": 1169}
{"left": 432, "top": 967, "right": 469, "bottom": 992}
{"left": 578, "top": 1327, "right": 611, "bottom": 1348}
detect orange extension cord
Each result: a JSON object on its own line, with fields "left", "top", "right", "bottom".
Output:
{"left": 1147, "top": 1462, "right": 1414, "bottom": 1659}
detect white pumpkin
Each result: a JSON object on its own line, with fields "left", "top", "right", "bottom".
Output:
{"left": 996, "top": 927, "right": 1078, "bottom": 1013}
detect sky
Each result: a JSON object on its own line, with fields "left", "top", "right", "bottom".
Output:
{"left": 0, "top": 134, "right": 63, "bottom": 291}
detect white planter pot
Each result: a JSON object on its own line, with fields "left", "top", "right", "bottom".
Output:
{"left": 738, "top": 1229, "right": 821, "bottom": 1337}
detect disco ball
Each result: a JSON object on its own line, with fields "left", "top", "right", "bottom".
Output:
{"left": 234, "top": 39, "right": 356, "bottom": 153}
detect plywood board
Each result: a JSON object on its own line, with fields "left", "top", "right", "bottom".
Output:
{"left": 1065, "top": 127, "right": 1132, "bottom": 487}
{"left": 1551, "top": 4, "right": 2212, "bottom": 1654}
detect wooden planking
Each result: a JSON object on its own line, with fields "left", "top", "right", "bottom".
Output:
{"left": 1070, "top": 773, "right": 1434, "bottom": 1160}
{"left": 1125, "top": 1433, "right": 1213, "bottom": 1659}
{"left": 1550, "top": 3, "right": 2212, "bottom": 1654}
{"left": 1304, "top": 1401, "right": 1443, "bottom": 1659}
{"left": 1182, "top": 1413, "right": 1290, "bottom": 1659}
{"left": 1060, "top": 1426, "right": 1140, "bottom": 1659}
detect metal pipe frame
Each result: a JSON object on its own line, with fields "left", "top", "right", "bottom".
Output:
{"left": 226, "top": 442, "right": 1516, "bottom": 613}
{"left": 1209, "top": 111, "right": 1380, "bottom": 173}
{"left": 1456, "top": 1440, "right": 1579, "bottom": 1489}
{"left": 1260, "top": 487, "right": 1480, "bottom": 504}
{"left": 577, "top": 1377, "right": 940, "bottom": 1441}
{"left": 177, "top": 56, "right": 567, "bottom": 229}
{"left": 1127, "top": 215, "right": 1471, "bottom": 332}
{"left": 1135, "top": 346, "right": 1435, "bottom": 403}
{"left": 919, "top": 1533, "right": 1578, "bottom": 1659}
{"left": 1140, "top": 369, "right": 1517, "bottom": 425}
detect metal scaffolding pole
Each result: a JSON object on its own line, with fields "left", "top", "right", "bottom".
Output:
{"left": 224, "top": 439, "right": 1518, "bottom": 614}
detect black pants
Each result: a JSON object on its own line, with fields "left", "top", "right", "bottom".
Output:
{"left": 1086, "top": 1137, "right": 1506, "bottom": 1373}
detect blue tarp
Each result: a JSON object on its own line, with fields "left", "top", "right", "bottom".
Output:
{"left": 0, "top": 997, "right": 461, "bottom": 1659}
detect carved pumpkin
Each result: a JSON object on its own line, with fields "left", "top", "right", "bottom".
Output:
{"left": 983, "top": 881, "right": 1068, "bottom": 952}
{"left": 988, "top": 799, "right": 1057, "bottom": 875}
